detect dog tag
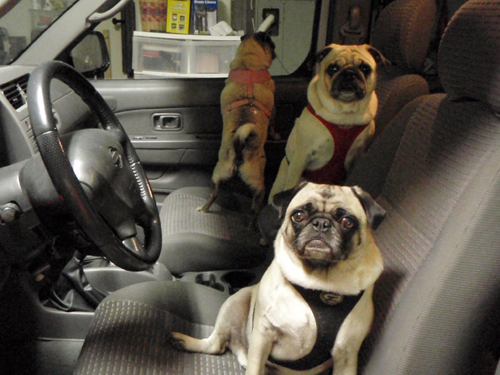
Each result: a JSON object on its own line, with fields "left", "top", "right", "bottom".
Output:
{"left": 320, "top": 292, "right": 343, "bottom": 305}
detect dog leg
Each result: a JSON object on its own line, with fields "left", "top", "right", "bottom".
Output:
{"left": 197, "top": 181, "right": 220, "bottom": 213}
{"left": 332, "top": 285, "right": 375, "bottom": 375}
{"left": 249, "top": 187, "right": 265, "bottom": 230}
{"left": 251, "top": 187, "right": 265, "bottom": 215}
{"left": 238, "top": 158, "right": 265, "bottom": 229}
{"left": 171, "top": 331, "right": 228, "bottom": 355}
{"left": 228, "top": 335, "right": 249, "bottom": 369}
{"left": 171, "top": 286, "right": 254, "bottom": 369}
{"left": 245, "top": 327, "right": 274, "bottom": 375}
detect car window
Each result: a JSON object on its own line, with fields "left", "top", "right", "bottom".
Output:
{"left": 0, "top": 0, "right": 78, "bottom": 65}
{"left": 95, "top": 0, "right": 317, "bottom": 79}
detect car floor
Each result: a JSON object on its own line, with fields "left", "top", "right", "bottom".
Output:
{"left": 38, "top": 339, "right": 83, "bottom": 375}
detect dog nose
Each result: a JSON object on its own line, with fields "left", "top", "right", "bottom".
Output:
{"left": 341, "top": 69, "right": 357, "bottom": 80}
{"left": 312, "top": 218, "right": 332, "bottom": 232}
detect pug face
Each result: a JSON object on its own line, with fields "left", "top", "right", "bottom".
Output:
{"left": 314, "top": 44, "right": 386, "bottom": 104}
{"left": 274, "top": 183, "right": 385, "bottom": 268}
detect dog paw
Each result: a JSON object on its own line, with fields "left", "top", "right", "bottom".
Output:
{"left": 168, "top": 332, "right": 188, "bottom": 351}
{"left": 236, "top": 353, "right": 248, "bottom": 369}
{"left": 196, "top": 205, "right": 208, "bottom": 213}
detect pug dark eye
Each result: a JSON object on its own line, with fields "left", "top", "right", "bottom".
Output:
{"left": 326, "top": 63, "right": 340, "bottom": 76}
{"left": 292, "top": 210, "right": 307, "bottom": 223}
{"left": 359, "top": 63, "right": 372, "bottom": 76}
{"left": 341, "top": 217, "right": 355, "bottom": 229}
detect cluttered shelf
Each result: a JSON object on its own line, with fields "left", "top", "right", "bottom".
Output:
{"left": 135, "top": 0, "right": 243, "bottom": 77}
{"left": 134, "top": 0, "right": 315, "bottom": 77}
{"left": 139, "top": 0, "right": 232, "bottom": 36}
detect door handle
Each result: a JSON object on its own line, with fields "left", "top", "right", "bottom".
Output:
{"left": 88, "top": 0, "right": 130, "bottom": 23}
{"left": 152, "top": 113, "right": 182, "bottom": 131}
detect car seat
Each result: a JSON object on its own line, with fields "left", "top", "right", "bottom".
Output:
{"left": 159, "top": 186, "right": 268, "bottom": 275}
{"left": 156, "top": 0, "right": 437, "bottom": 276}
{"left": 371, "top": 0, "right": 436, "bottom": 136}
{"left": 74, "top": 1, "right": 500, "bottom": 373}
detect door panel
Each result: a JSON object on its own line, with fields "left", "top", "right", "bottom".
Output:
{"left": 92, "top": 76, "right": 309, "bottom": 202}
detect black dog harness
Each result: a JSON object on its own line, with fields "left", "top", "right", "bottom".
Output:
{"left": 269, "top": 284, "right": 364, "bottom": 371}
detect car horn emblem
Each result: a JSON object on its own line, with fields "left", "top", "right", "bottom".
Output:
{"left": 109, "top": 147, "right": 123, "bottom": 168}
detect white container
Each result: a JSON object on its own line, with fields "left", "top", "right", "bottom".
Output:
{"left": 133, "top": 31, "right": 241, "bottom": 78}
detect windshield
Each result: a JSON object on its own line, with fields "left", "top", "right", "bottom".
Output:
{"left": 0, "top": 0, "right": 77, "bottom": 65}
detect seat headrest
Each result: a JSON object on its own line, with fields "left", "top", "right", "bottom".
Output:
{"left": 439, "top": 0, "right": 500, "bottom": 109}
{"left": 371, "top": 0, "right": 437, "bottom": 73}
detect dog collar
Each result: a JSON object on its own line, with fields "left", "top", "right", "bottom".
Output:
{"left": 221, "top": 68, "right": 273, "bottom": 117}
{"left": 269, "top": 283, "right": 364, "bottom": 371}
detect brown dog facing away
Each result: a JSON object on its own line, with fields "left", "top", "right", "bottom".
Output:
{"left": 197, "top": 32, "right": 276, "bottom": 218}
{"left": 269, "top": 44, "right": 389, "bottom": 203}
{"left": 173, "top": 182, "right": 385, "bottom": 375}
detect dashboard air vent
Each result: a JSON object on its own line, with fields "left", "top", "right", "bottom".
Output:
{"left": 0, "top": 74, "right": 29, "bottom": 110}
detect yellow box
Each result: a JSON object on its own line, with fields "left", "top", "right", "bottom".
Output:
{"left": 166, "top": 0, "right": 191, "bottom": 34}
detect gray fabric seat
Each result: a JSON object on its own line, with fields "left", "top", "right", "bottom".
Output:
{"left": 74, "top": 1, "right": 500, "bottom": 373}
{"left": 159, "top": 187, "right": 266, "bottom": 275}
{"left": 158, "top": 0, "right": 436, "bottom": 276}
{"left": 371, "top": 0, "right": 436, "bottom": 136}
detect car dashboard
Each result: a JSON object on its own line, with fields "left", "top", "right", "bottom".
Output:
{"left": 0, "top": 66, "right": 96, "bottom": 166}
{"left": 0, "top": 65, "right": 98, "bottom": 282}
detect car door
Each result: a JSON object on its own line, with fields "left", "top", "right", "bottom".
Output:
{"left": 89, "top": 0, "right": 322, "bottom": 205}
{"left": 93, "top": 75, "right": 311, "bottom": 203}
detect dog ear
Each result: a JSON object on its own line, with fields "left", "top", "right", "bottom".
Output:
{"left": 306, "top": 46, "right": 333, "bottom": 70}
{"left": 366, "top": 45, "right": 391, "bottom": 68}
{"left": 351, "top": 186, "right": 386, "bottom": 230}
{"left": 253, "top": 32, "right": 277, "bottom": 60}
{"left": 272, "top": 182, "right": 308, "bottom": 219}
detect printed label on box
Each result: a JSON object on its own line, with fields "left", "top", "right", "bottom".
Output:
{"left": 191, "top": 0, "right": 217, "bottom": 35}
{"left": 166, "top": 0, "right": 191, "bottom": 34}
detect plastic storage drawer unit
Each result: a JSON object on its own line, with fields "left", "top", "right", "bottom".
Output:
{"left": 133, "top": 31, "right": 241, "bottom": 78}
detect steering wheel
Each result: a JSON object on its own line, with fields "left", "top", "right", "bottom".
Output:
{"left": 27, "top": 61, "right": 161, "bottom": 271}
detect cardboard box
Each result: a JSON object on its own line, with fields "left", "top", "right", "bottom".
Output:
{"left": 166, "top": 0, "right": 191, "bottom": 34}
{"left": 190, "top": 0, "right": 217, "bottom": 35}
{"left": 139, "top": 0, "right": 167, "bottom": 32}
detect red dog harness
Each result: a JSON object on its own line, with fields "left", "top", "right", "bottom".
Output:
{"left": 221, "top": 68, "right": 273, "bottom": 117}
{"left": 301, "top": 104, "right": 370, "bottom": 185}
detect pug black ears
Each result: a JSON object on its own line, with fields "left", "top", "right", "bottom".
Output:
{"left": 366, "top": 46, "right": 391, "bottom": 68}
{"left": 351, "top": 186, "right": 386, "bottom": 230}
{"left": 272, "top": 182, "right": 309, "bottom": 219}
{"left": 307, "top": 46, "right": 333, "bottom": 70}
{"left": 246, "top": 32, "right": 277, "bottom": 60}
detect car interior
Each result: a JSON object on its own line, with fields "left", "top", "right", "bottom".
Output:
{"left": 2, "top": 0, "right": 500, "bottom": 374}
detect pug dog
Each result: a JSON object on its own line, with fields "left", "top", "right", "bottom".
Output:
{"left": 197, "top": 32, "right": 276, "bottom": 220}
{"left": 269, "top": 44, "right": 389, "bottom": 203}
{"left": 172, "top": 182, "right": 385, "bottom": 375}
